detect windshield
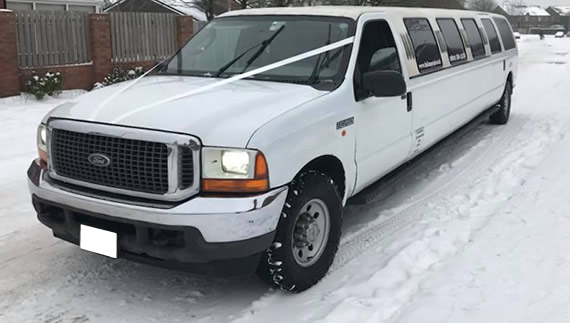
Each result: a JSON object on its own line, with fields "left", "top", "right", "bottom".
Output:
{"left": 161, "top": 16, "right": 356, "bottom": 89}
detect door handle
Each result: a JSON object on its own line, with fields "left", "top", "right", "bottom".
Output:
{"left": 406, "top": 92, "right": 412, "bottom": 112}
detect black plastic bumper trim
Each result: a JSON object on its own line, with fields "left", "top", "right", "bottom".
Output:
{"left": 32, "top": 194, "right": 275, "bottom": 274}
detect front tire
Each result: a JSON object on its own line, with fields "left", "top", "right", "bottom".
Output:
{"left": 256, "top": 171, "right": 342, "bottom": 292}
{"left": 490, "top": 81, "right": 512, "bottom": 125}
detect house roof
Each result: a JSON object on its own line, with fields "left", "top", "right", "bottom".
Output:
{"left": 500, "top": 4, "right": 550, "bottom": 16}
{"left": 550, "top": 6, "right": 570, "bottom": 16}
{"left": 161, "top": 0, "right": 206, "bottom": 20}
{"left": 524, "top": 5, "right": 550, "bottom": 16}
{"left": 105, "top": 0, "right": 207, "bottom": 21}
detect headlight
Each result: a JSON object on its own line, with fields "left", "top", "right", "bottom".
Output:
{"left": 38, "top": 124, "right": 48, "bottom": 152}
{"left": 222, "top": 150, "right": 250, "bottom": 175}
{"left": 37, "top": 124, "right": 48, "bottom": 168}
{"left": 202, "top": 147, "right": 269, "bottom": 193}
{"left": 203, "top": 148, "right": 256, "bottom": 179}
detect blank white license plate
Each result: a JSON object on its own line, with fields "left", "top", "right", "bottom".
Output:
{"left": 80, "top": 225, "right": 117, "bottom": 258}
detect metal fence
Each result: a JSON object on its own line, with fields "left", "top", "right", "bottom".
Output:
{"left": 110, "top": 12, "right": 177, "bottom": 63}
{"left": 15, "top": 11, "right": 91, "bottom": 68}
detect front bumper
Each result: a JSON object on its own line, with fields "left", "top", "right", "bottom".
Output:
{"left": 28, "top": 160, "right": 288, "bottom": 272}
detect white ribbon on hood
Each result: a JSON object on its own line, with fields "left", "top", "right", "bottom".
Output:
{"left": 99, "top": 36, "right": 355, "bottom": 123}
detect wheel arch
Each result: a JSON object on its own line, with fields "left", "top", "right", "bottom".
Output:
{"left": 296, "top": 155, "right": 346, "bottom": 201}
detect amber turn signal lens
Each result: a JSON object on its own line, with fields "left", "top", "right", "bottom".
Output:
{"left": 202, "top": 152, "right": 269, "bottom": 193}
{"left": 254, "top": 152, "right": 268, "bottom": 179}
{"left": 202, "top": 178, "right": 269, "bottom": 193}
{"left": 38, "top": 149, "right": 48, "bottom": 169}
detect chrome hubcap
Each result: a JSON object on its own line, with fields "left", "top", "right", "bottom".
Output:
{"left": 292, "top": 199, "right": 330, "bottom": 267}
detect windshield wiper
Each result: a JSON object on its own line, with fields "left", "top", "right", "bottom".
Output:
{"left": 215, "top": 44, "right": 260, "bottom": 77}
{"left": 239, "top": 25, "right": 286, "bottom": 74}
{"left": 307, "top": 24, "right": 332, "bottom": 84}
{"left": 215, "top": 25, "right": 285, "bottom": 78}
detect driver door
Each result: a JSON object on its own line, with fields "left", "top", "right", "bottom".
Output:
{"left": 353, "top": 16, "right": 413, "bottom": 192}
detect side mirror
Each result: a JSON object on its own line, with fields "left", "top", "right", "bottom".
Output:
{"left": 362, "top": 70, "right": 407, "bottom": 97}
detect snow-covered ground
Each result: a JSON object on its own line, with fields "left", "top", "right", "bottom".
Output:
{"left": 1, "top": 35, "right": 569, "bottom": 323}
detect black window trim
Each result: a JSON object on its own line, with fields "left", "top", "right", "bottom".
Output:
{"left": 409, "top": 16, "right": 506, "bottom": 80}
{"left": 461, "top": 18, "right": 486, "bottom": 61}
{"left": 353, "top": 18, "right": 403, "bottom": 101}
{"left": 404, "top": 17, "right": 444, "bottom": 74}
{"left": 481, "top": 18, "right": 503, "bottom": 54}
{"left": 436, "top": 17, "right": 468, "bottom": 66}
{"left": 493, "top": 17, "right": 517, "bottom": 51}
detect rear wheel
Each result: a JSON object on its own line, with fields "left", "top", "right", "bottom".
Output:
{"left": 490, "top": 81, "right": 512, "bottom": 125}
{"left": 256, "top": 171, "right": 342, "bottom": 292}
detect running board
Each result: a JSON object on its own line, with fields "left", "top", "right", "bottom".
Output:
{"left": 348, "top": 105, "right": 501, "bottom": 205}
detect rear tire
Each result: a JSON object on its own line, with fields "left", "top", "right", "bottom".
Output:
{"left": 256, "top": 171, "right": 342, "bottom": 293}
{"left": 490, "top": 81, "right": 512, "bottom": 125}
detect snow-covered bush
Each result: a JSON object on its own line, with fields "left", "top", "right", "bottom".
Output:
{"left": 24, "top": 71, "right": 63, "bottom": 100}
{"left": 94, "top": 67, "right": 145, "bottom": 89}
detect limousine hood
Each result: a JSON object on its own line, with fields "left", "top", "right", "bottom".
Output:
{"left": 45, "top": 76, "right": 327, "bottom": 147}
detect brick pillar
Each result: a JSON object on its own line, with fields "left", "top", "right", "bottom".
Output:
{"left": 89, "top": 14, "right": 112, "bottom": 83}
{"left": 0, "top": 1, "right": 6, "bottom": 9}
{"left": 176, "top": 16, "right": 194, "bottom": 50}
{"left": 0, "top": 11, "right": 20, "bottom": 98}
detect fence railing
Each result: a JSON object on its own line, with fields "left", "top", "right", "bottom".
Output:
{"left": 15, "top": 11, "right": 91, "bottom": 68}
{"left": 110, "top": 12, "right": 177, "bottom": 63}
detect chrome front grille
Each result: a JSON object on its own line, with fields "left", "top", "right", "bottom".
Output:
{"left": 47, "top": 120, "right": 200, "bottom": 202}
{"left": 179, "top": 147, "right": 195, "bottom": 189}
{"left": 51, "top": 129, "right": 171, "bottom": 194}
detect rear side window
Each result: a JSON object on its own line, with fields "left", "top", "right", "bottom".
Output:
{"left": 404, "top": 18, "right": 442, "bottom": 73}
{"left": 437, "top": 18, "right": 466, "bottom": 65}
{"left": 493, "top": 17, "right": 516, "bottom": 50}
{"left": 461, "top": 19, "right": 485, "bottom": 59}
{"left": 482, "top": 19, "right": 502, "bottom": 54}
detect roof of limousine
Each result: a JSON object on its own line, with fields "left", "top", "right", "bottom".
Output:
{"left": 220, "top": 6, "right": 503, "bottom": 20}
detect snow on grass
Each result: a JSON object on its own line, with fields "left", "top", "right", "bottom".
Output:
{"left": 0, "top": 90, "right": 86, "bottom": 236}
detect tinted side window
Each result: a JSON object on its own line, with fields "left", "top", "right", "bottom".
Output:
{"left": 462, "top": 19, "right": 485, "bottom": 59}
{"left": 437, "top": 18, "right": 466, "bottom": 65}
{"left": 482, "top": 19, "right": 501, "bottom": 54}
{"left": 404, "top": 18, "right": 442, "bottom": 73}
{"left": 354, "top": 20, "right": 401, "bottom": 100}
{"left": 493, "top": 17, "right": 516, "bottom": 50}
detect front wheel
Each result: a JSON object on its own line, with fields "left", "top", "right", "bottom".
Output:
{"left": 256, "top": 171, "right": 342, "bottom": 292}
{"left": 490, "top": 81, "right": 512, "bottom": 125}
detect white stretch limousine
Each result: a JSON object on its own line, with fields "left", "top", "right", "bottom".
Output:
{"left": 28, "top": 6, "right": 518, "bottom": 292}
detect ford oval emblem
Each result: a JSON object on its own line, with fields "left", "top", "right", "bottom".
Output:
{"left": 88, "top": 153, "right": 111, "bottom": 167}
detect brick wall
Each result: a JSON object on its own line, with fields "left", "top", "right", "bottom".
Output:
{"left": 176, "top": 16, "right": 194, "bottom": 50}
{"left": 90, "top": 14, "right": 113, "bottom": 84}
{"left": 20, "top": 65, "right": 95, "bottom": 91}
{"left": 0, "top": 12, "right": 195, "bottom": 98}
{"left": 113, "top": 60, "right": 156, "bottom": 71}
{"left": 0, "top": 11, "right": 21, "bottom": 97}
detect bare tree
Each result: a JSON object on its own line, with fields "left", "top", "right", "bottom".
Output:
{"left": 234, "top": 0, "right": 264, "bottom": 9}
{"left": 193, "top": 0, "right": 216, "bottom": 20}
{"left": 504, "top": 0, "right": 526, "bottom": 16}
{"left": 234, "top": 0, "right": 249, "bottom": 9}
{"left": 469, "top": 0, "right": 498, "bottom": 12}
